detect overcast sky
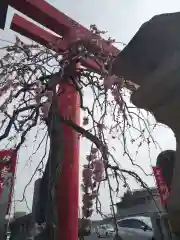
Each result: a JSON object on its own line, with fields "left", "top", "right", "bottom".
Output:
{"left": 0, "top": 0, "right": 179, "bottom": 219}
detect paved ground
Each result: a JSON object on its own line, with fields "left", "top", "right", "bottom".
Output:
{"left": 85, "top": 232, "right": 114, "bottom": 240}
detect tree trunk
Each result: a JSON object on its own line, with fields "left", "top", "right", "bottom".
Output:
{"left": 35, "top": 93, "right": 64, "bottom": 240}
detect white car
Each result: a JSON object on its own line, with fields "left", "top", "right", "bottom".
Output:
{"left": 96, "top": 224, "right": 115, "bottom": 238}
{"left": 116, "top": 216, "right": 154, "bottom": 240}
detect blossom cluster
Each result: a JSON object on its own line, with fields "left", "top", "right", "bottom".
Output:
{"left": 34, "top": 80, "right": 53, "bottom": 118}
{"left": 0, "top": 79, "right": 20, "bottom": 111}
{"left": 103, "top": 74, "right": 124, "bottom": 105}
{"left": 81, "top": 147, "right": 105, "bottom": 219}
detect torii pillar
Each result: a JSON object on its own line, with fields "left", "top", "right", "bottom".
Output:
{"left": 111, "top": 12, "right": 180, "bottom": 236}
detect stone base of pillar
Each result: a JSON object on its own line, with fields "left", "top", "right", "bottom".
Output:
{"left": 169, "top": 211, "right": 180, "bottom": 233}
{"left": 169, "top": 213, "right": 180, "bottom": 235}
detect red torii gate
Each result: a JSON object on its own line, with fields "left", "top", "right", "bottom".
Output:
{"left": 3, "top": 1, "right": 119, "bottom": 239}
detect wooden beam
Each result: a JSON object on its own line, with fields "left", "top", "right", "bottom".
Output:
{"left": 11, "top": 14, "right": 67, "bottom": 52}
{"left": 10, "top": 14, "right": 137, "bottom": 90}
{"left": 9, "top": 0, "right": 119, "bottom": 56}
{"left": 10, "top": 14, "right": 102, "bottom": 73}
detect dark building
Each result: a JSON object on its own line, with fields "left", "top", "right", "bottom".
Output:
{"left": 9, "top": 213, "right": 32, "bottom": 240}
{"left": 0, "top": 176, "right": 13, "bottom": 239}
{"left": 116, "top": 187, "right": 165, "bottom": 218}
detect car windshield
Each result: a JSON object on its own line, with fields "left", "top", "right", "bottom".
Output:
{"left": 106, "top": 224, "right": 114, "bottom": 229}
{"left": 140, "top": 217, "right": 152, "bottom": 229}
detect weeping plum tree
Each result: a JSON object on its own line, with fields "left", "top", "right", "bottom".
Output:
{"left": 0, "top": 25, "right": 160, "bottom": 238}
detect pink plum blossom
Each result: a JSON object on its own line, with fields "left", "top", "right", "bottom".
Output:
{"left": 35, "top": 94, "right": 41, "bottom": 105}
{"left": 82, "top": 194, "right": 93, "bottom": 208}
{"left": 93, "top": 159, "right": 104, "bottom": 182}
{"left": 44, "top": 90, "right": 53, "bottom": 102}
{"left": 103, "top": 75, "right": 120, "bottom": 90}
{"left": 34, "top": 87, "right": 42, "bottom": 95}
{"left": 82, "top": 167, "right": 93, "bottom": 188}
{"left": 86, "top": 154, "right": 96, "bottom": 161}
{"left": 93, "top": 172, "right": 103, "bottom": 182}
{"left": 35, "top": 80, "right": 42, "bottom": 88}
{"left": 41, "top": 102, "right": 51, "bottom": 118}
{"left": 91, "top": 148, "right": 98, "bottom": 154}
{"left": 97, "top": 123, "right": 105, "bottom": 131}
{"left": 83, "top": 117, "right": 89, "bottom": 125}
{"left": 93, "top": 159, "right": 104, "bottom": 172}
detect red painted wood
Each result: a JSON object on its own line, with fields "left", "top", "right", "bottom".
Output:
{"left": 6, "top": 3, "right": 119, "bottom": 240}
{"left": 57, "top": 83, "right": 80, "bottom": 240}
{"left": 9, "top": 0, "right": 70, "bottom": 36}
{"left": 11, "top": 14, "right": 67, "bottom": 52}
{"left": 10, "top": 14, "right": 103, "bottom": 73}
{"left": 9, "top": 0, "right": 119, "bottom": 56}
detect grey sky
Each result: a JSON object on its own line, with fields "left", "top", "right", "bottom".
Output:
{"left": 0, "top": 0, "right": 179, "bottom": 219}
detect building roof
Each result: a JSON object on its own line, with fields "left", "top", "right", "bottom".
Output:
{"left": 10, "top": 213, "right": 32, "bottom": 228}
{"left": 116, "top": 187, "right": 159, "bottom": 208}
{"left": 132, "top": 187, "right": 158, "bottom": 197}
